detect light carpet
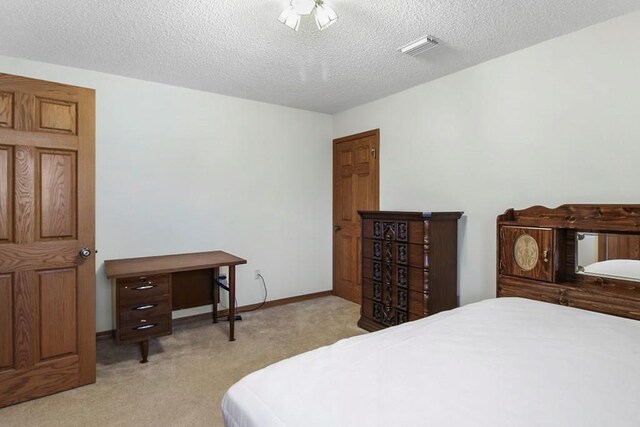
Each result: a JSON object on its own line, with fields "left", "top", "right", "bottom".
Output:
{"left": 0, "top": 296, "right": 363, "bottom": 427}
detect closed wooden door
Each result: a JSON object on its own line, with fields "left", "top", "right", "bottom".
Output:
{"left": 0, "top": 73, "right": 95, "bottom": 407}
{"left": 333, "top": 130, "right": 379, "bottom": 303}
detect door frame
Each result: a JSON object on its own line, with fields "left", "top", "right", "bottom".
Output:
{"left": 332, "top": 129, "right": 380, "bottom": 300}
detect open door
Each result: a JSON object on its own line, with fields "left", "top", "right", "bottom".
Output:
{"left": 0, "top": 73, "right": 96, "bottom": 407}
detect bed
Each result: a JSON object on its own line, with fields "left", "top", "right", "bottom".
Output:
{"left": 223, "top": 205, "right": 640, "bottom": 426}
{"left": 222, "top": 297, "right": 640, "bottom": 426}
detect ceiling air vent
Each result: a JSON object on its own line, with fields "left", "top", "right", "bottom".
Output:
{"left": 398, "top": 36, "right": 439, "bottom": 56}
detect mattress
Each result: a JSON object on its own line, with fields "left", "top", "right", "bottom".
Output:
{"left": 222, "top": 297, "right": 640, "bottom": 427}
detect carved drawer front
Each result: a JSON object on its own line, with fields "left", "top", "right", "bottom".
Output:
{"left": 397, "top": 310, "right": 408, "bottom": 325}
{"left": 362, "top": 259, "right": 383, "bottom": 282}
{"left": 363, "top": 238, "right": 427, "bottom": 267}
{"left": 383, "top": 221, "right": 397, "bottom": 241}
{"left": 397, "top": 288, "right": 408, "bottom": 311}
{"left": 364, "top": 260, "right": 428, "bottom": 294}
{"left": 373, "top": 281, "right": 382, "bottom": 302}
{"left": 371, "top": 301, "right": 409, "bottom": 327}
{"left": 119, "top": 298, "right": 171, "bottom": 324}
{"left": 362, "top": 280, "right": 416, "bottom": 324}
{"left": 372, "top": 220, "right": 383, "bottom": 239}
{"left": 364, "top": 280, "right": 424, "bottom": 316}
{"left": 396, "top": 243, "right": 408, "bottom": 265}
{"left": 119, "top": 315, "right": 171, "bottom": 342}
{"left": 362, "top": 279, "right": 384, "bottom": 303}
{"left": 499, "top": 226, "right": 555, "bottom": 282}
{"left": 362, "top": 219, "right": 428, "bottom": 244}
{"left": 397, "top": 266, "right": 408, "bottom": 289}
{"left": 118, "top": 274, "right": 170, "bottom": 305}
{"left": 362, "top": 238, "right": 383, "bottom": 260}
{"left": 397, "top": 265, "right": 429, "bottom": 294}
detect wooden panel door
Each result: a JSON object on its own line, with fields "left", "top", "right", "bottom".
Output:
{"left": 499, "top": 226, "right": 555, "bottom": 282}
{"left": 0, "top": 73, "right": 95, "bottom": 407}
{"left": 333, "top": 130, "right": 379, "bottom": 303}
{"left": 598, "top": 234, "right": 640, "bottom": 261}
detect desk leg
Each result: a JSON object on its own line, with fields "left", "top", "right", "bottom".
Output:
{"left": 212, "top": 267, "right": 219, "bottom": 324}
{"left": 229, "top": 265, "right": 236, "bottom": 341}
{"left": 140, "top": 340, "right": 149, "bottom": 364}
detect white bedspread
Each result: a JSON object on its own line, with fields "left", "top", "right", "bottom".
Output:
{"left": 222, "top": 298, "right": 640, "bottom": 427}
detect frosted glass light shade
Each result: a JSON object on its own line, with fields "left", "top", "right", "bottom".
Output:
{"left": 278, "top": 6, "right": 301, "bottom": 31}
{"left": 278, "top": 1, "right": 337, "bottom": 32}
{"left": 314, "top": 4, "right": 338, "bottom": 31}
{"left": 291, "top": 0, "right": 316, "bottom": 15}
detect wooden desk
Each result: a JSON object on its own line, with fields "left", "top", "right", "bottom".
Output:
{"left": 105, "top": 251, "right": 247, "bottom": 363}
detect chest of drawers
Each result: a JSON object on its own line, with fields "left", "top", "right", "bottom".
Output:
{"left": 358, "top": 211, "right": 462, "bottom": 332}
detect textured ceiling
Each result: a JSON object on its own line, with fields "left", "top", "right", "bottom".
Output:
{"left": 1, "top": 1, "right": 639, "bottom": 113}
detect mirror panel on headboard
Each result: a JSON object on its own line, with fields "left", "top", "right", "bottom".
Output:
{"left": 576, "top": 232, "right": 640, "bottom": 282}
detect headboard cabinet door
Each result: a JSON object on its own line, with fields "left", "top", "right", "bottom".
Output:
{"left": 500, "top": 226, "right": 555, "bottom": 282}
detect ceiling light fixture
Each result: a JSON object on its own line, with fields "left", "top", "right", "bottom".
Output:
{"left": 278, "top": 0, "right": 338, "bottom": 32}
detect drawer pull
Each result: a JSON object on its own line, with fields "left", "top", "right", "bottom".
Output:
{"left": 134, "top": 324, "right": 157, "bottom": 331}
{"left": 133, "top": 304, "right": 156, "bottom": 311}
{"left": 133, "top": 284, "right": 156, "bottom": 291}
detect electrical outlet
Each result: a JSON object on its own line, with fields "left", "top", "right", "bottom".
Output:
{"left": 254, "top": 270, "right": 261, "bottom": 280}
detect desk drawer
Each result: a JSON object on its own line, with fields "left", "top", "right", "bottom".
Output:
{"left": 119, "top": 298, "right": 171, "bottom": 324}
{"left": 119, "top": 315, "right": 171, "bottom": 342}
{"left": 118, "top": 275, "right": 170, "bottom": 305}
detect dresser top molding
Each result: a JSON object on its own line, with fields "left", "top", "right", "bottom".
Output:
{"left": 358, "top": 211, "right": 463, "bottom": 221}
{"left": 498, "top": 204, "right": 640, "bottom": 232}
{"left": 105, "top": 250, "right": 247, "bottom": 279}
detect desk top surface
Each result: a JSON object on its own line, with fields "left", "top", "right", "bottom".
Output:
{"left": 104, "top": 250, "right": 247, "bottom": 279}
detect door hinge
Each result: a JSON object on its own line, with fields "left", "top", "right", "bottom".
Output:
{"left": 499, "top": 260, "right": 504, "bottom": 272}
{"left": 499, "top": 228, "right": 504, "bottom": 239}
{"left": 371, "top": 148, "right": 376, "bottom": 159}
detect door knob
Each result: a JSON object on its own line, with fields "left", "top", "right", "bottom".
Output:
{"left": 334, "top": 225, "right": 342, "bottom": 232}
{"left": 79, "top": 248, "right": 92, "bottom": 259}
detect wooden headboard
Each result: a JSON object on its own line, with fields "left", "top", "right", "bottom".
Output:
{"left": 496, "top": 204, "right": 640, "bottom": 320}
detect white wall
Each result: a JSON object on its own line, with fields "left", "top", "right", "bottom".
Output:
{"left": 3, "top": 10, "right": 640, "bottom": 333}
{"left": 333, "top": 11, "right": 640, "bottom": 305}
{"left": 0, "top": 55, "right": 333, "bottom": 332}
